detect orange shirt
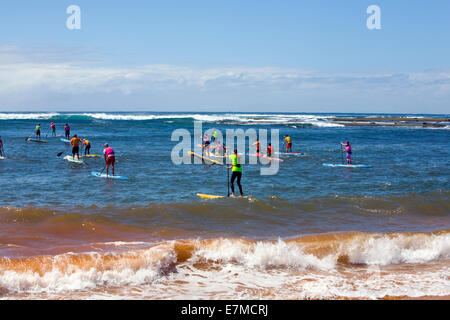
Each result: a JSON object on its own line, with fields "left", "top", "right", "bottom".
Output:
{"left": 70, "top": 137, "right": 82, "bottom": 147}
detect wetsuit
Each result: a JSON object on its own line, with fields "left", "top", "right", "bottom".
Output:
{"left": 345, "top": 145, "right": 352, "bottom": 164}
{"left": 35, "top": 125, "right": 41, "bottom": 139}
{"left": 229, "top": 154, "right": 243, "bottom": 196}
{"left": 51, "top": 123, "right": 56, "bottom": 136}
{"left": 83, "top": 139, "right": 91, "bottom": 155}
{"left": 211, "top": 131, "right": 218, "bottom": 143}
{"left": 285, "top": 136, "right": 292, "bottom": 152}
{"left": 103, "top": 147, "right": 116, "bottom": 175}
{"left": 65, "top": 125, "right": 70, "bottom": 139}
{"left": 70, "top": 137, "right": 82, "bottom": 157}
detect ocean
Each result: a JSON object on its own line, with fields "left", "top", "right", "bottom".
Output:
{"left": 0, "top": 112, "right": 449, "bottom": 300}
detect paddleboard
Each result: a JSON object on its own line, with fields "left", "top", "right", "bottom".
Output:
{"left": 198, "top": 144, "right": 230, "bottom": 149}
{"left": 188, "top": 151, "right": 223, "bottom": 165}
{"left": 64, "top": 155, "right": 84, "bottom": 164}
{"left": 275, "top": 152, "right": 305, "bottom": 156}
{"left": 197, "top": 193, "right": 225, "bottom": 199}
{"left": 322, "top": 163, "right": 373, "bottom": 168}
{"left": 91, "top": 172, "right": 128, "bottom": 180}
{"left": 0, "top": 156, "right": 6, "bottom": 160}
{"left": 61, "top": 139, "right": 71, "bottom": 143}
{"left": 245, "top": 153, "right": 284, "bottom": 162}
{"left": 26, "top": 138, "right": 48, "bottom": 143}
{"left": 82, "top": 154, "right": 101, "bottom": 158}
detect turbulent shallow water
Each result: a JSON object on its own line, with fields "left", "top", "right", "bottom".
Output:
{"left": 0, "top": 112, "right": 449, "bottom": 299}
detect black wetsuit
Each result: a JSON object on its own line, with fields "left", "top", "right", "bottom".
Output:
{"left": 230, "top": 171, "right": 243, "bottom": 196}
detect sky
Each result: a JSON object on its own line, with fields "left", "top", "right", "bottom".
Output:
{"left": 0, "top": 0, "right": 449, "bottom": 113}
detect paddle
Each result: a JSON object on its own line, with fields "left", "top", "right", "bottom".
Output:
{"left": 99, "top": 164, "right": 107, "bottom": 176}
{"left": 227, "top": 165, "right": 230, "bottom": 197}
{"left": 340, "top": 143, "right": 344, "bottom": 165}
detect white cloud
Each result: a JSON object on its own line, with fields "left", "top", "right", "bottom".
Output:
{"left": 0, "top": 47, "right": 449, "bottom": 112}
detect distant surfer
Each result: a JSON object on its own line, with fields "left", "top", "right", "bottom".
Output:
{"left": 50, "top": 122, "right": 56, "bottom": 136}
{"left": 0, "top": 136, "right": 4, "bottom": 157}
{"left": 202, "top": 134, "right": 211, "bottom": 157}
{"left": 64, "top": 123, "right": 70, "bottom": 140}
{"left": 283, "top": 135, "right": 292, "bottom": 152}
{"left": 103, "top": 143, "right": 116, "bottom": 176}
{"left": 253, "top": 140, "right": 260, "bottom": 155}
{"left": 211, "top": 130, "right": 218, "bottom": 143}
{"left": 70, "top": 134, "right": 82, "bottom": 160}
{"left": 228, "top": 149, "right": 243, "bottom": 197}
{"left": 341, "top": 141, "right": 352, "bottom": 165}
{"left": 35, "top": 124, "right": 41, "bottom": 140}
{"left": 216, "top": 142, "right": 227, "bottom": 157}
{"left": 267, "top": 143, "right": 273, "bottom": 157}
{"left": 83, "top": 139, "right": 91, "bottom": 155}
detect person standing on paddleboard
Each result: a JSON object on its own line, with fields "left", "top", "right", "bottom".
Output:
{"left": 70, "top": 134, "right": 82, "bottom": 160}
{"left": 83, "top": 139, "right": 91, "bottom": 155}
{"left": 341, "top": 141, "right": 352, "bottom": 164}
{"left": 253, "top": 140, "right": 260, "bottom": 155}
{"left": 202, "top": 134, "right": 211, "bottom": 157}
{"left": 64, "top": 124, "right": 70, "bottom": 140}
{"left": 211, "top": 130, "right": 218, "bottom": 143}
{"left": 283, "top": 135, "right": 292, "bottom": 152}
{"left": 103, "top": 143, "right": 116, "bottom": 177}
{"left": 50, "top": 122, "right": 56, "bottom": 136}
{"left": 267, "top": 143, "right": 273, "bottom": 157}
{"left": 228, "top": 149, "right": 243, "bottom": 197}
{"left": 35, "top": 124, "right": 41, "bottom": 140}
{"left": 216, "top": 142, "right": 227, "bottom": 158}
{"left": 0, "top": 136, "right": 4, "bottom": 157}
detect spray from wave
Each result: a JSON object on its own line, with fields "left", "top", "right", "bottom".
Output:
{"left": 0, "top": 231, "right": 449, "bottom": 299}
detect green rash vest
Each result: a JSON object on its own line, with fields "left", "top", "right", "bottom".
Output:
{"left": 229, "top": 154, "right": 242, "bottom": 172}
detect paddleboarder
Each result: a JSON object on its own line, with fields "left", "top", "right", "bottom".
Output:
{"left": 50, "top": 122, "right": 56, "bottom": 136}
{"left": 35, "top": 123, "right": 41, "bottom": 140}
{"left": 64, "top": 123, "right": 70, "bottom": 140}
{"left": 341, "top": 141, "right": 352, "bottom": 165}
{"left": 83, "top": 139, "right": 91, "bottom": 155}
{"left": 283, "top": 135, "right": 292, "bottom": 152}
{"left": 267, "top": 143, "right": 273, "bottom": 157}
{"left": 70, "top": 134, "right": 82, "bottom": 160}
{"left": 0, "top": 136, "right": 4, "bottom": 157}
{"left": 228, "top": 149, "right": 243, "bottom": 198}
{"left": 202, "top": 134, "right": 211, "bottom": 157}
{"left": 103, "top": 143, "right": 116, "bottom": 177}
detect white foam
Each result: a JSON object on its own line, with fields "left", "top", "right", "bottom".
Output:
{"left": 0, "top": 112, "right": 344, "bottom": 127}
{"left": 346, "top": 233, "right": 450, "bottom": 265}
{"left": 0, "top": 245, "right": 177, "bottom": 294}
{"left": 0, "top": 113, "right": 59, "bottom": 120}
{"left": 1, "top": 234, "right": 449, "bottom": 299}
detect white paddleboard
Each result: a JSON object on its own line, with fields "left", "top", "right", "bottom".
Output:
{"left": 64, "top": 155, "right": 84, "bottom": 164}
{"left": 91, "top": 172, "right": 128, "bottom": 180}
{"left": 322, "top": 163, "right": 373, "bottom": 168}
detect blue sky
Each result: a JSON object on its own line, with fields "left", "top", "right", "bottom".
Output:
{"left": 0, "top": 0, "right": 449, "bottom": 113}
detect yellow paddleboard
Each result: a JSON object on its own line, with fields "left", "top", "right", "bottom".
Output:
{"left": 197, "top": 193, "right": 225, "bottom": 199}
{"left": 188, "top": 151, "right": 223, "bottom": 165}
